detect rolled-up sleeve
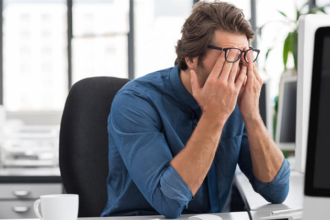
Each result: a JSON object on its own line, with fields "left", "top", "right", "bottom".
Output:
{"left": 109, "top": 89, "right": 192, "bottom": 218}
{"left": 238, "top": 127, "right": 290, "bottom": 204}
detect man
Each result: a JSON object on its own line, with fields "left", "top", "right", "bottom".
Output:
{"left": 102, "top": 1, "right": 290, "bottom": 218}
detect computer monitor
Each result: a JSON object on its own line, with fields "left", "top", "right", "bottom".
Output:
{"left": 275, "top": 74, "right": 297, "bottom": 150}
{"left": 295, "top": 14, "right": 330, "bottom": 173}
{"left": 302, "top": 23, "right": 330, "bottom": 220}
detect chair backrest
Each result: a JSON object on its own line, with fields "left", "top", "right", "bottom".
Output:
{"left": 59, "top": 77, "right": 130, "bottom": 217}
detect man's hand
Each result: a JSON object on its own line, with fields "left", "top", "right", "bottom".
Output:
{"left": 238, "top": 47, "right": 263, "bottom": 122}
{"left": 237, "top": 48, "right": 284, "bottom": 184}
{"left": 171, "top": 49, "right": 248, "bottom": 195}
{"left": 190, "top": 49, "right": 247, "bottom": 126}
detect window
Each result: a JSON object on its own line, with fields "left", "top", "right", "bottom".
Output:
{"left": 72, "top": 0, "right": 129, "bottom": 84}
{"left": 3, "top": 0, "right": 67, "bottom": 112}
{"left": 134, "top": 0, "right": 193, "bottom": 78}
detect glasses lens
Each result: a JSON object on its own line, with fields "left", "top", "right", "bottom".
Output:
{"left": 245, "top": 50, "right": 258, "bottom": 63}
{"left": 226, "top": 48, "right": 241, "bottom": 62}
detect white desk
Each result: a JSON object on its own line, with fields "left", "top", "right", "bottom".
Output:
{"left": 250, "top": 211, "right": 286, "bottom": 220}
{"left": 234, "top": 170, "right": 304, "bottom": 212}
{"left": 6, "top": 169, "right": 304, "bottom": 220}
{"left": 250, "top": 210, "right": 304, "bottom": 220}
{"left": 11, "top": 212, "right": 250, "bottom": 220}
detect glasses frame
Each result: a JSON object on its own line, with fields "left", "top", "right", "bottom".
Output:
{"left": 207, "top": 45, "right": 260, "bottom": 63}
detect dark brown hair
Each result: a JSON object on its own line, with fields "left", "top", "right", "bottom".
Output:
{"left": 175, "top": 1, "right": 254, "bottom": 70}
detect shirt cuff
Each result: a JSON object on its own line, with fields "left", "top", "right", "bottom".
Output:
{"left": 252, "top": 156, "right": 290, "bottom": 187}
{"left": 160, "top": 165, "right": 193, "bottom": 206}
{"left": 251, "top": 157, "right": 290, "bottom": 203}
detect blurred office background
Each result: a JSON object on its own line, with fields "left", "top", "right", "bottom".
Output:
{"left": 0, "top": 0, "right": 329, "bottom": 167}
{"left": 0, "top": 0, "right": 329, "bottom": 218}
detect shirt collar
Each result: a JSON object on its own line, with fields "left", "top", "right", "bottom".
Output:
{"left": 169, "top": 66, "right": 201, "bottom": 111}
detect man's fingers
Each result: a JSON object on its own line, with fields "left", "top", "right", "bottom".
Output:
{"left": 240, "top": 47, "right": 249, "bottom": 67}
{"left": 219, "top": 48, "right": 239, "bottom": 81}
{"left": 190, "top": 70, "right": 201, "bottom": 96}
{"left": 244, "top": 49, "right": 262, "bottom": 86}
{"left": 235, "top": 65, "right": 247, "bottom": 90}
{"left": 229, "top": 56, "right": 240, "bottom": 83}
{"left": 245, "top": 62, "right": 255, "bottom": 88}
{"left": 207, "top": 51, "right": 226, "bottom": 81}
{"left": 245, "top": 49, "right": 256, "bottom": 63}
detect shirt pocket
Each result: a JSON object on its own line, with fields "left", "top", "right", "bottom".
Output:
{"left": 216, "top": 135, "right": 243, "bottom": 177}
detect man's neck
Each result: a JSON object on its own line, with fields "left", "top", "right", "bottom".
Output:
{"left": 180, "top": 69, "right": 193, "bottom": 95}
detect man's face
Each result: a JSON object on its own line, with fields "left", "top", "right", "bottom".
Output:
{"left": 195, "top": 30, "right": 249, "bottom": 87}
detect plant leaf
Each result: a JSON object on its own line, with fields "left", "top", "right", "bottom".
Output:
{"left": 319, "top": 7, "right": 327, "bottom": 14}
{"left": 278, "top": 10, "right": 288, "bottom": 18}
{"left": 296, "top": 10, "right": 300, "bottom": 21}
{"left": 311, "top": 7, "right": 323, "bottom": 14}
{"left": 299, "top": 2, "right": 309, "bottom": 12}
{"left": 264, "top": 47, "right": 273, "bottom": 72}
{"left": 308, "top": 4, "right": 330, "bottom": 14}
{"left": 291, "top": 30, "right": 298, "bottom": 70}
{"left": 265, "top": 48, "right": 273, "bottom": 61}
{"left": 283, "top": 32, "right": 291, "bottom": 70}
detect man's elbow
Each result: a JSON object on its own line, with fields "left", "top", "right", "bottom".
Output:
{"left": 158, "top": 196, "right": 185, "bottom": 219}
{"left": 162, "top": 211, "right": 181, "bottom": 219}
{"left": 265, "top": 184, "right": 289, "bottom": 204}
{"left": 269, "top": 194, "right": 287, "bottom": 204}
{"left": 272, "top": 189, "right": 289, "bottom": 204}
{"left": 160, "top": 205, "right": 183, "bottom": 219}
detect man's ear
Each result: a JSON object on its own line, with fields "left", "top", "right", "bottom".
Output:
{"left": 185, "top": 56, "right": 198, "bottom": 70}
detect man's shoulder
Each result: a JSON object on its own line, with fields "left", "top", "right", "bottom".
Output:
{"left": 118, "top": 66, "right": 175, "bottom": 98}
{"left": 110, "top": 67, "right": 176, "bottom": 126}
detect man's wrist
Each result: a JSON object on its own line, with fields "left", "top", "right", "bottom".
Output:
{"left": 200, "top": 112, "right": 226, "bottom": 132}
{"left": 243, "top": 113, "right": 263, "bottom": 129}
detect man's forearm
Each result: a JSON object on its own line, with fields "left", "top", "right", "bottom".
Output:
{"left": 170, "top": 113, "right": 224, "bottom": 196}
{"left": 244, "top": 116, "right": 284, "bottom": 182}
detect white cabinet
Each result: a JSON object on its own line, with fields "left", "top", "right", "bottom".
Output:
{"left": 0, "top": 167, "right": 62, "bottom": 219}
{"left": 0, "top": 183, "right": 63, "bottom": 219}
{"left": 0, "top": 200, "right": 38, "bottom": 219}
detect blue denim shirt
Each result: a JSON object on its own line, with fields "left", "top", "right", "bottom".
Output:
{"left": 101, "top": 66, "right": 290, "bottom": 218}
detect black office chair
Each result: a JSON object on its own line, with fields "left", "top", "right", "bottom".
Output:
{"left": 59, "top": 77, "right": 130, "bottom": 217}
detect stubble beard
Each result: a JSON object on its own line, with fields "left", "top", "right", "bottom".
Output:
{"left": 195, "top": 64, "right": 210, "bottom": 88}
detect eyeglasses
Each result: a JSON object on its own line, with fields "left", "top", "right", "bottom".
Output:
{"left": 207, "top": 45, "right": 260, "bottom": 63}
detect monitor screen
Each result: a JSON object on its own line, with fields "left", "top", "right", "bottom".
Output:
{"left": 279, "top": 81, "right": 296, "bottom": 143}
{"left": 305, "top": 26, "right": 330, "bottom": 196}
{"left": 313, "top": 35, "right": 330, "bottom": 189}
{"left": 275, "top": 75, "right": 296, "bottom": 150}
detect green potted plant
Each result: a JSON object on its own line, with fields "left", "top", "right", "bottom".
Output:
{"left": 263, "top": 2, "right": 330, "bottom": 73}
{"left": 260, "top": 2, "right": 330, "bottom": 140}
